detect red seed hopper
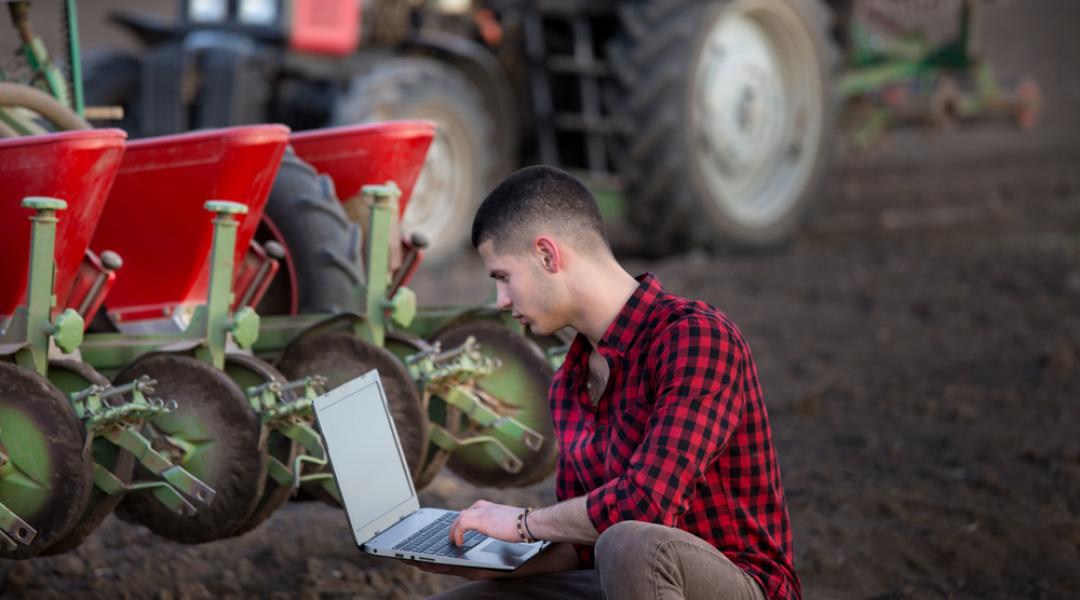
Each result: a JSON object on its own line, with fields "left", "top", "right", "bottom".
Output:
{"left": 289, "top": 120, "right": 436, "bottom": 215}
{"left": 0, "top": 129, "right": 127, "bottom": 321}
{"left": 90, "top": 125, "right": 289, "bottom": 329}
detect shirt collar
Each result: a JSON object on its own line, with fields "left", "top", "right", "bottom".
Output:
{"left": 595, "top": 272, "right": 662, "bottom": 356}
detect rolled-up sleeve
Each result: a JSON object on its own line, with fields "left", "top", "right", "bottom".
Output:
{"left": 585, "top": 316, "right": 746, "bottom": 533}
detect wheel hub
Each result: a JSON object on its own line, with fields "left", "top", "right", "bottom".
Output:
{"left": 701, "top": 21, "right": 785, "bottom": 171}
{"left": 693, "top": 0, "right": 826, "bottom": 227}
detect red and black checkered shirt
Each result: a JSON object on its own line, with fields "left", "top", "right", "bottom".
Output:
{"left": 551, "top": 273, "right": 800, "bottom": 600}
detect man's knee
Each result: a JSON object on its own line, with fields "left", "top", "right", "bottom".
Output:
{"left": 595, "top": 520, "right": 670, "bottom": 573}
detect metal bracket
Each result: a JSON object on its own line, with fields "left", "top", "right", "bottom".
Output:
{"left": 427, "top": 424, "right": 524, "bottom": 474}
{"left": 102, "top": 425, "right": 215, "bottom": 508}
{"left": 279, "top": 421, "right": 329, "bottom": 491}
{"left": 245, "top": 375, "right": 325, "bottom": 424}
{"left": 71, "top": 375, "right": 175, "bottom": 431}
{"left": 0, "top": 501, "right": 37, "bottom": 546}
{"left": 405, "top": 335, "right": 501, "bottom": 384}
{"left": 92, "top": 462, "right": 197, "bottom": 517}
{"left": 439, "top": 386, "right": 544, "bottom": 452}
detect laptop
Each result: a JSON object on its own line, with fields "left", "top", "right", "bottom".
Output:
{"left": 313, "top": 369, "right": 549, "bottom": 570}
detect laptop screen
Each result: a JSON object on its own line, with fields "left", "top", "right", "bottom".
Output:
{"left": 316, "top": 374, "right": 417, "bottom": 543}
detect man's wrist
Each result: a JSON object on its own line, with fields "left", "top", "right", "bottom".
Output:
{"left": 516, "top": 507, "right": 537, "bottom": 543}
{"left": 524, "top": 496, "right": 598, "bottom": 545}
{"left": 523, "top": 508, "right": 538, "bottom": 541}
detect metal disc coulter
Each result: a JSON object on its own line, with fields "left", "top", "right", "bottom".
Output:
{"left": 113, "top": 354, "right": 265, "bottom": 544}
{"left": 0, "top": 362, "right": 93, "bottom": 559}
{"left": 276, "top": 331, "right": 428, "bottom": 498}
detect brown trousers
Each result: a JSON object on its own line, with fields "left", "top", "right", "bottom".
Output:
{"left": 426, "top": 521, "right": 766, "bottom": 600}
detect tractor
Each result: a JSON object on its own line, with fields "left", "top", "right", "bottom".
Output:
{"left": 82, "top": 0, "right": 1038, "bottom": 262}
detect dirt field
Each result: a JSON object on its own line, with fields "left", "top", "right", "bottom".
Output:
{"left": 2, "top": 1, "right": 1079, "bottom": 598}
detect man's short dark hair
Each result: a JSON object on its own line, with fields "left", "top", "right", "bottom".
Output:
{"left": 471, "top": 165, "right": 609, "bottom": 254}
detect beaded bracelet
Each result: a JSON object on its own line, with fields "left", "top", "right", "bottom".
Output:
{"left": 516, "top": 507, "right": 536, "bottom": 543}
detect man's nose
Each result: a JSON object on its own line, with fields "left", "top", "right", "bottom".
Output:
{"left": 495, "top": 288, "right": 512, "bottom": 310}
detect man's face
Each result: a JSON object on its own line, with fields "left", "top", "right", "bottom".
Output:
{"left": 477, "top": 240, "right": 563, "bottom": 336}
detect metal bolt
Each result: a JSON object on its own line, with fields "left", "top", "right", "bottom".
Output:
{"left": 100, "top": 250, "right": 123, "bottom": 271}
{"left": 263, "top": 240, "right": 286, "bottom": 260}
{"left": 409, "top": 232, "right": 430, "bottom": 249}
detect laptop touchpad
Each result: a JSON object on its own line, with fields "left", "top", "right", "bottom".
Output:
{"left": 479, "top": 541, "right": 531, "bottom": 558}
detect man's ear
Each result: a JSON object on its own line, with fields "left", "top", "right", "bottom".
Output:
{"left": 534, "top": 236, "right": 561, "bottom": 273}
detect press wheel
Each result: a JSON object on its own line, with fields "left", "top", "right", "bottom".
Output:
{"left": 385, "top": 331, "right": 462, "bottom": 490}
{"left": 0, "top": 362, "right": 93, "bottom": 559}
{"left": 433, "top": 320, "right": 557, "bottom": 488}
{"left": 277, "top": 331, "right": 427, "bottom": 503}
{"left": 42, "top": 359, "right": 136, "bottom": 555}
{"left": 223, "top": 353, "right": 301, "bottom": 537}
{"left": 113, "top": 354, "right": 267, "bottom": 544}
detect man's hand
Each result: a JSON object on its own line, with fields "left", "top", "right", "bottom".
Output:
{"left": 448, "top": 500, "right": 523, "bottom": 546}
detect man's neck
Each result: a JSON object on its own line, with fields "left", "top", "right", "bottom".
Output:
{"left": 567, "top": 264, "right": 640, "bottom": 348}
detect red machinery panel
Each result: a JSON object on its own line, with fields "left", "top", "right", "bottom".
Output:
{"left": 90, "top": 125, "right": 289, "bottom": 323}
{"left": 0, "top": 129, "right": 127, "bottom": 319}
{"left": 289, "top": 120, "right": 436, "bottom": 215}
{"left": 289, "top": 0, "right": 361, "bottom": 57}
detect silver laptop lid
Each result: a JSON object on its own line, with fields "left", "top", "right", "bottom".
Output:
{"left": 313, "top": 370, "right": 420, "bottom": 546}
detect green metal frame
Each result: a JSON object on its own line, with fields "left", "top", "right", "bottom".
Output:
{"left": 0, "top": 198, "right": 84, "bottom": 375}
{"left": 80, "top": 201, "right": 260, "bottom": 373}
{"left": 0, "top": 197, "right": 216, "bottom": 547}
{"left": 838, "top": 0, "right": 1034, "bottom": 148}
{"left": 1, "top": 0, "right": 84, "bottom": 115}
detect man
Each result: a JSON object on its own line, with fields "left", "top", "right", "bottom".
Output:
{"left": 423, "top": 166, "right": 800, "bottom": 600}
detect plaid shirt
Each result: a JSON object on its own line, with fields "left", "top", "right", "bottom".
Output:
{"left": 551, "top": 274, "right": 800, "bottom": 600}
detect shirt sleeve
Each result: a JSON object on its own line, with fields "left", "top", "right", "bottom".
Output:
{"left": 585, "top": 315, "right": 746, "bottom": 533}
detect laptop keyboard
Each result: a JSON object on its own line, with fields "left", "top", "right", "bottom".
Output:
{"left": 393, "top": 512, "right": 486, "bottom": 557}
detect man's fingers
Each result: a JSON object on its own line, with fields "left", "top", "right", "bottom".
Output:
{"left": 448, "top": 514, "right": 464, "bottom": 546}
{"left": 454, "top": 512, "right": 472, "bottom": 545}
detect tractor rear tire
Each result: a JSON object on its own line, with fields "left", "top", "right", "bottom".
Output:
{"left": 260, "top": 147, "right": 364, "bottom": 315}
{"left": 332, "top": 55, "right": 499, "bottom": 265}
{"left": 607, "top": 0, "right": 838, "bottom": 255}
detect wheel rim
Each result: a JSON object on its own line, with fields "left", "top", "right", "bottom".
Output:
{"left": 113, "top": 354, "right": 267, "bottom": 544}
{"left": 0, "top": 362, "right": 93, "bottom": 559}
{"left": 400, "top": 108, "right": 475, "bottom": 257}
{"left": 692, "top": 0, "right": 826, "bottom": 228}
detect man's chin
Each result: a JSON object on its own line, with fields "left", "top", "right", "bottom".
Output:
{"left": 527, "top": 322, "right": 555, "bottom": 337}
